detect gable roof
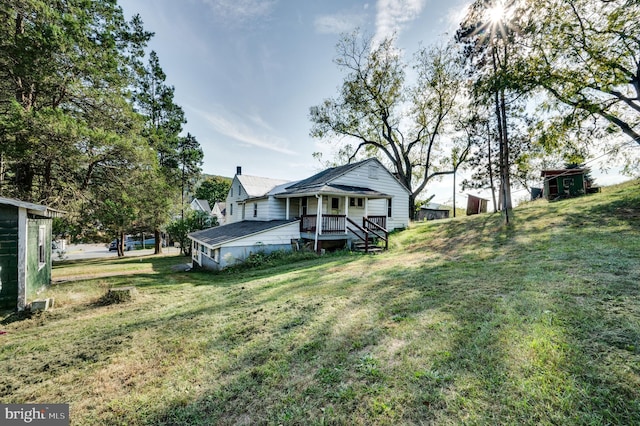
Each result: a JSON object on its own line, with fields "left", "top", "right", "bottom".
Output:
{"left": 237, "top": 175, "right": 290, "bottom": 198}
{"left": 285, "top": 158, "right": 373, "bottom": 191}
{"left": 189, "top": 219, "right": 298, "bottom": 248}
{"left": 279, "top": 158, "right": 407, "bottom": 198}
{"left": 191, "top": 198, "right": 212, "bottom": 214}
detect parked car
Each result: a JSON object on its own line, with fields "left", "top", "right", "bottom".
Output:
{"left": 109, "top": 238, "right": 134, "bottom": 251}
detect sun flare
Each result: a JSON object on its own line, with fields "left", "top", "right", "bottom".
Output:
{"left": 487, "top": 3, "right": 506, "bottom": 24}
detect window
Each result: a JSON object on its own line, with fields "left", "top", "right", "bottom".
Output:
{"left": 253, "top": 203, "right": 258, "bottom": 217}
{"left": 387, "top": 198, "right": 393, "bottom": 217}
{"left": 200, "top": 244, "right": 207, "bottom": 255}
{"left": 38, "top": 225, "right": 46, "bottom": 269}
{"left": 368, "top": 164, "right": 378, "bottom": 179}
{"left": 230, "top": 203, "right": 233, "bottom": 216}
{"left": 238, "top": 185, "right": 242, "bottom": 196}
{"left": 301, "top": 197, "right": 308, "bottom": 215}
{"left": 350, "top": 198, "right": 364, "bottom": 207}
{"left": 331, "top": 197, "right": 339, "bottom": 210}
{"left": 230, "top": 188, "right": 233, "bottom": 197}
{"left": 213, "top": 248, "right": 220, "bottom": 263}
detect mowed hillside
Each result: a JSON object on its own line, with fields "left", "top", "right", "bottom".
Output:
{"left": 1, "top": 180, "right": 639, "bottom": 425}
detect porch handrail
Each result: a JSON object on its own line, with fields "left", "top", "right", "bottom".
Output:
{"left": 363, "top": 217, "right": 388, "bottom": 250}
{"left": 346, "top": 217, "right": 368, "bottom": 253}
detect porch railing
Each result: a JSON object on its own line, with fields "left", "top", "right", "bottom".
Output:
{"left": 366, "top": 216, "right": 386, "bottom": 230}
{"left": 300, "top": 215, "right": 388, "bottom": 242}
{"left": 300, "top": 215, "right": 346, "bottom": 234}
{"left": 363, "top": 217, "right": 389, "bottom": 250}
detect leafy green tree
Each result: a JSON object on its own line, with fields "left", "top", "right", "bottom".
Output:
{"left": 310, "top": 33, "right": 465, "bottom": 215}
{"left": 0, "top": 0, "right": 152, "bottom": 207}
{"left": 133, "top": 52, "right": 204, "bottom": 253}
{"left": 167, "top": 210, "right": 215, "bottom": 256}
{"left": 522, "top": 0, "right": 640, "bottom": 148}
{"left": 456, "top": 0, "right": 532, "bottom": 221}
{"left": 177, "top": 133, "right": 204, "bottom": 218}
{"left": 194, "top": 176, "right": 231, "bottom": 207}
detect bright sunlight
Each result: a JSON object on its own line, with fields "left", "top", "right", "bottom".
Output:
{"left": 487, "top": 2, "right": 506, "bottom": 24}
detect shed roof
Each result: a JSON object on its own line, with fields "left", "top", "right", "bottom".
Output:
{"left": 0, "top": 196, "right": 62, "bottom": 217}
{"left": 189, "top": 219, "right": 298, "bottom": 248}
{"left": 541, "top": 169, "right": 586, "bottom": 177}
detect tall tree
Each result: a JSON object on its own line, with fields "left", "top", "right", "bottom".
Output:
{"left": 310, "top": 33, "right": 464, "bottom": 215}
{"left": 134, "top": 51, "right": 203, "bottom": 253}
{"left": 0, "top": 0, "right": 153, "bottom": 218}
{"left": 457, "top": 0, "right": 528, "bottom": 222}
{"left": 177, "top": 133, "right": 204, "bottom": 219}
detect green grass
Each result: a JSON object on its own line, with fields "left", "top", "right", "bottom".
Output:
{"left": 1, "top": 180, "right": 639, "bottom": 425}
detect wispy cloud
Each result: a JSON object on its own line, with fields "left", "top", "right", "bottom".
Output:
{"left": 191, "top": 106, "right": 296, "bottom": 156}
{"left": 373, "top": 0, "right": 426, "bottom": 44}
{"left": 314, "top": 13, "right": 366, "bottom": 34}
{"left": 201, "top": 0, "right": 277, "bottom": 26}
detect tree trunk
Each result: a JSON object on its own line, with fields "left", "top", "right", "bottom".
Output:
{"left": 154, "top": 228, "right": 162, "bottom": 254}
{"left": 118, "top": 231, "right": 125, "bottom": 257}
{"left": 452, "top": 171, "right": 456, "bottom": 218}
{"left": 487, "top": 123, "right": 498, "bottom": 213}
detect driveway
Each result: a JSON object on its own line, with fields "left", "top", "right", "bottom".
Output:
{"left": 53, "top": 243, "right": 180, "bottom": 261}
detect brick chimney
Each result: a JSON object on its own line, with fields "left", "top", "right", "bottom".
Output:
{"left": 236, "top": 166, "right": 242, "bottom": 176}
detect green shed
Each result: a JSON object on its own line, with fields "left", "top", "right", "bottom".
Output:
{"left": 0, "top": 197, "right": 57, "bottom": 311}
{"left": 541, "top": 169, "right": 587, "bottom": 200}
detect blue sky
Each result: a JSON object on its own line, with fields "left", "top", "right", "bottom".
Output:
{"left": 119, "top": 0, "right": 633, "bottom": 207}
{"left": 120, "top": 0, "right": 473, "bottom": 204}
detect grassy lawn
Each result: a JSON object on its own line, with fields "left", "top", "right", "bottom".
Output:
{"left": 1, "top": 181, "right": 639, "bottom": 425}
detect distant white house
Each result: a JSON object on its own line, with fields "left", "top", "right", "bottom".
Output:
{"left": 211, "top": 201, "right": 226, "bottom": 225}
{"left": 190, "top": 198, "right": 212, "bottom": 216}
{"left": 188, "top": 158, "right": 410, "bottom": 270}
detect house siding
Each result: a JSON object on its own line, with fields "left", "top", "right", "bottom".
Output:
{"left": 27, "top": 218, "right": 51, "bottom": 300}
{"left": 225, "top": 176, "right": 245, "bottom": 224}
{"left": 331, "top": 161, "right": 409, "bottom": 229}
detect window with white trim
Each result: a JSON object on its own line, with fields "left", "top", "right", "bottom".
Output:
{"left": 253, "top": 203, "right": 258, "bottom": 217}
{"left": 349, "top": 198, "right": 364, "bottom": 207}
{"left": 387, "top": 198, "right": 392, "bottom": 217}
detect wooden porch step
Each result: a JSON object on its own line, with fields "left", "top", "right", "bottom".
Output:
{"left": 352, "top": 241, "right": 384, "bottom": 254}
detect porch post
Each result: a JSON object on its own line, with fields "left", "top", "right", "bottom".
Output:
{"left": 364, "top": 197, "right": 369, "bottom": 218}
{"left": 285, "top": 197, "right": 290, "bottom": 220}
{"left": 344, "top": 196, "right": 349, "bottom": 234}
{"left": 314, "top": 194, "right": 322, "bottom": 252}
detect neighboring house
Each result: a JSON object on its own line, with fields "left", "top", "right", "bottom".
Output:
{"left": 225, "top": 167, "right": 289, "bottom": 224}
{"left": 211, "top": 202, "right": 226, "bottom": 225}
{"left": 0, "top": 197, "right": 58, "bottom": 311}
{"left": 541, "top": 169, "right": 589, "bottom": 200}
{"left": 189, "top": 158, "right": 410, "bottom": 270}
{"left": 417, "top": 202, "right": 450, "bottom": 221}
{"left": 190, "top": 198, "right": 212, "bottom": 216}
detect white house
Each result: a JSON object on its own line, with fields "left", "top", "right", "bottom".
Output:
{"left": 190, "top": 198, "right": 212, "bottom": 215}
{"left": 211, "top": 201, "right": 226, "bottom": 225}
{"left": 189, "top": 158, "right": 410, "bottom": 270}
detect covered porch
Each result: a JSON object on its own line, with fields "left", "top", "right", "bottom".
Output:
{"left": 277, "top": 186, "right": 392, "bottom": 253}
